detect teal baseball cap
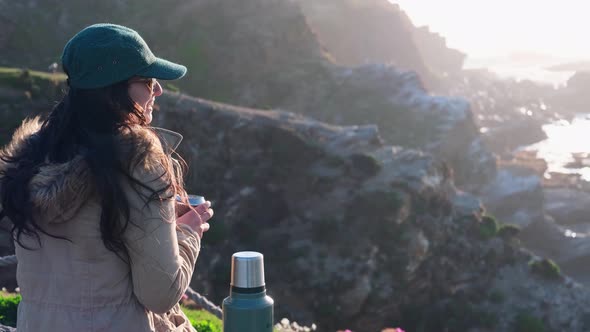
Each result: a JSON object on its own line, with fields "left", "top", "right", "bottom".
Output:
{"left": 62, "top": 23, "right": 187, "bottom": 89}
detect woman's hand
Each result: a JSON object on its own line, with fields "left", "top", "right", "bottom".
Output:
{"left": 176, "top": 201, "right": 213, "bottom": 239}
{"left": 175, "top": 201, "right": 191, "bottom": 218}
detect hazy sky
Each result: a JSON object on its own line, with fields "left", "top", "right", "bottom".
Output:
{"left": 392, "top": 1, "right": 590, "bottom": 59}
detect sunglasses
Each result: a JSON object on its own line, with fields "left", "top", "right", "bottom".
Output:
{"left": 129, "top": 77, "right": 157, "bottom": 93}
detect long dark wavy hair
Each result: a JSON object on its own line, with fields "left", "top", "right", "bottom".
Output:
{"left": 0, "top": 80, "right": 187, "bottom": 262}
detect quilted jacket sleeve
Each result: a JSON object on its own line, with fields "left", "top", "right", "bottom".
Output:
{"left": 123, "top": 162, "right": 201, "bottom": 314}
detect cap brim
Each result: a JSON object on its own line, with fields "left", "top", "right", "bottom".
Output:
{"left": 136, "top": 57, "right": 187, "bottom": 80}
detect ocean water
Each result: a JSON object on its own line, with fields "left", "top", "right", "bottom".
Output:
{"left": 525, "top": 115, "right": 590, "bottom": 181}
{"left": 465, "top": 56, "right": 590, "bottom": 179}
{"left": 464, "top": 56, "right": 575, "bottom": 87}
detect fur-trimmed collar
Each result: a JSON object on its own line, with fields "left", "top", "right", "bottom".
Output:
{"left": 0, "top": 117, "right": 182, "bottom": 223}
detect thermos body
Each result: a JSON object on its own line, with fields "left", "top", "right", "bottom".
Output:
{"left": 222, "top": 291, "right": 274, "bottom": 332}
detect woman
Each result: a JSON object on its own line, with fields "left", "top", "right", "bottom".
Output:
{"left": 0, "top": 24, "right": 212, "bottom": 331}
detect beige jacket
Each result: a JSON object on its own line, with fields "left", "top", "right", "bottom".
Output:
{"left": 0, "top": 118, "right": 200, "bottom": 332}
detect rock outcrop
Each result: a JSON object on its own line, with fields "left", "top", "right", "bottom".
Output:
{"left": 412, "top": 26, "right": 466, "bottom": 76}
{"left": 0, "top": 0, "right": 496, "bottom": 194}
{"left": 152, "top": 92, "right": 590, "bottom": 332}
{"left": 0, "top": 324, "right": 15, "bottom": 332}
{"left": 285, "top": 64, "right": 497, "bottom": 190}
{"left": 440, "top": 69, "right": 556, "bottom": 156}
{"left": 4, "top": 73, "right": 590, "bottom": 330}
{"left": 480, "top": 165, "right": 544, "bottom": 229}
{"left": 296, "top": 0, "right": 436, "bottom": 87}
{"left": 436, "top": 67, "right": 590, "bottom": 293}
{"left": 297, "top": 0, "right": 466, "bottom": 89}
{"left": 548, "top": 71, "right": 590, "bottom": 115}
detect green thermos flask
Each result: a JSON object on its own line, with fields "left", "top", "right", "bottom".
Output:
{"left": 222, "top": 251, "right": 274, "bottom": 332}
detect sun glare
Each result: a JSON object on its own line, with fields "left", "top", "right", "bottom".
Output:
{"left": 391, "top": 0, "right": 590, "bottom": 59}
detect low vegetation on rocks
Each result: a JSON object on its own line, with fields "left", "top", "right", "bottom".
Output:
{"left": 529, "top": 258, "right": 562, "bottom": 281}
{"left": 512, "top": 312, "right": 547, "bottom": 332}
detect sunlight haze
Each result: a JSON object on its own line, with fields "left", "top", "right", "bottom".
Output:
{"left": 392, "top": 0, "right": 590, "bottom": 59}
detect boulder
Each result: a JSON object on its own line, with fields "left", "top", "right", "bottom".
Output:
{"left": 0, "top": 324, "right": 15, "bottom": 332}
{"left": 544, "top": 188, "right": 590, "bottom": 225}
{"left": 151, "top": 92, "right": 590, "bottom": 331}
{"left": 285, "top": 63, "right": 497, "bottom": 191}
{"left": 480, "top": 165, "right": 544, "bottom": 228}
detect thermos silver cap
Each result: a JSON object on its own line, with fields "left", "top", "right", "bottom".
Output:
{"left": 230, "top": 251, "right": 265, "bottom": 288}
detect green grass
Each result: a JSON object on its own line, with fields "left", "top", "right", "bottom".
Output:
{"left": 181, "top": 305, "right": 223, "bottom": 332}
{"left": 0, "top": 67, "right": 66, "bottom": 80}
{"left": 0, "top": 67, "right": 66, "bottom": 101}
{"left": 0, "top": 67, "right": 66, "bottom": 88}
{"left": 0, "top": 293, "right": 222, "bottom": 330}
{"left": 0, "top": 292, "right": 21, "bottom": 327}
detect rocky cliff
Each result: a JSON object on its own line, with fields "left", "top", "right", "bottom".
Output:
{"left": 297, "top": 0, "right": 465, "bottom": 88}
{"left": 0, "top": 0, "right": 495, "bottom": 193}
{"left": 296, "top": 0, "right": 434, "bottom": 87}
{"left": 281, "top": 63, "right": 496, "bottom": 191}
{"left": 3, "top": 71, "right": 590, "bottom": 331}
{"left": 412, "top": 26, "right": 466, "bottom": 76}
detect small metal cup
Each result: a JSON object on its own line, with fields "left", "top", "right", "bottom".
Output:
{"left": 175, "top": 194, "right": 206, "bottom": 217}
{"left": 176, "top": 194, "right": 206, "bottom": 206}
{"left": 230, "top": 251, "right": 265, "bottom": 289}
{"left": 187, "top": 194, "right": 206, "bottom": 207}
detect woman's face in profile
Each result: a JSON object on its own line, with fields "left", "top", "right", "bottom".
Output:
{"left": 128, "top": 77, "right": 163, "bottom": 124}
